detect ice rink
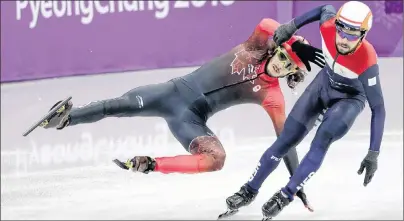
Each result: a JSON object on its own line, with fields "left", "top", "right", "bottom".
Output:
{"left": 1, "top": 60, "right": 403, "bottom": 220}
{"left": 1, "top": 133, "right": 403, "bottom": 220}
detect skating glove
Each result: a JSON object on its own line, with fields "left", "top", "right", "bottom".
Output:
{"left": 296, "top": 189, "right": 314, "bottom": 212}
{"left": 291, "top": 41, "right": 325, "bottom": 71}
{"left": 273, "top": 20, "right": 298, "bottom": 46}
{"left": 357, "top": 150, "right": 379, "bottom": 186}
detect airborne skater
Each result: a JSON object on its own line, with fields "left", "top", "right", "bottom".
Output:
{"left": 38, "top": 18, "right": 325, "bottom": 215}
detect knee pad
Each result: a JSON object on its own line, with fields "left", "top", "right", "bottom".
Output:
{"left": 189, "top": 136, "right": 226, "bottom": 171}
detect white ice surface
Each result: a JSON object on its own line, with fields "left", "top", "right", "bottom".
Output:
{"left": 1, "top": 135, "right": 403, "bottom": 220}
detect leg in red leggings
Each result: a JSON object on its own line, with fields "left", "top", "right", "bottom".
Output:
{"left": 124, "top": 106, "right": 226, "bottom": 174}
{"left": 154, "top": 135, "right": 226, "bottom": 174}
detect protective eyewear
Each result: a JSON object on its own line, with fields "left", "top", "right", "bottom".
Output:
{"left": 335, "top": 20, "right": 364, "bottom": 41}
{"left": 274, "top": 47, "right": 298, "bottom": 72}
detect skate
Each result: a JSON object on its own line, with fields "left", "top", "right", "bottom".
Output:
{"left": 40, "top": 99, "right": 73, "bottom": 130}
{"left": 217, "top": 185, "right": 258, "bottom": 220}
{"left": 22, "top": 96, "right": 72, "bottom": 136}
{"left": 261, "top": 190, "right": 291, "bottom": 220}
{"left": 113, "top": 156, "right": 156, "bottom": 174}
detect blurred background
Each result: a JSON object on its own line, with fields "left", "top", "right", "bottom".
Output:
{"left": 1, "top": 1, "right": 403, "bottom": 220}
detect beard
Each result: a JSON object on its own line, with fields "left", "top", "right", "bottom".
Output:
{"left": 336, "top": 42, "right": 353, "bottom": 55}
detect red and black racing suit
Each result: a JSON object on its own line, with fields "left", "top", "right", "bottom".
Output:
{"left": 66, "top": 19, "right": 301, "bottom": 175}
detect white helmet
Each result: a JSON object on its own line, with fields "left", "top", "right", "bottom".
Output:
{"left": 335, "top": 1, "right": 373, "bottom": 32}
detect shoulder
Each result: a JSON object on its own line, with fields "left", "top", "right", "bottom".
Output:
{"left": 257, "top": 18, "right": 280, "bottom": 36}
{"left": 359, "top": 40, "right": 378, "bottom": 66}
{"left": 245, "top": 18, "right": 280, "bottom": 50}
{"left": 356, "top": 40, "right": 378, "bottom": 75}
{"left": 320, "top": 17, "right": 336, "bottom": 33}
{"left": 320, "top": 18, "right": 337, "bottom": 45}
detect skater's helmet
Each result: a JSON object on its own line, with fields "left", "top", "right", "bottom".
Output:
{"left": 335, "top": 1, "right": 373, "bottom": 34}
{"left": 281, "top": 35, "right": 311, "bottom": 71}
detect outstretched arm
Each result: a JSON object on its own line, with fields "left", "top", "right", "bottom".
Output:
{"left": 273, "top": 4, "right": 336, "bottom": 45}
{"left": 357, "top": 63, "right": 385, "bottom": 186}
{"left": 293, "top": 4, "right": 336, "bottom": 28}
{"left": 358, "top": 64, "right": 386, "bottom": 152}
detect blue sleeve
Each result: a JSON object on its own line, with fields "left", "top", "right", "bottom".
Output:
{"left": 358, "top": 64, "right": 386, "bottom": 152}
{"left": 294, "top": 4, "right": 336, "bottom": 28}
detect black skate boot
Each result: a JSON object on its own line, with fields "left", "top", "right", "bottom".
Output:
{"left": 113, "top": 156, "right": 156, "bottom": 174}
{"left": 40, "top": 100, "right": 73, "bottom": 130}
{"left": 217, "top": 185, "right": 258, "bottom": 219}
{"left": 261, "top": 190, "right": 291, "bottom": 220}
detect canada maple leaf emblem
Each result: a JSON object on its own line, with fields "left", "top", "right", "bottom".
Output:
{"left": 230, "top": 49, "right": 255, "bottom": 75}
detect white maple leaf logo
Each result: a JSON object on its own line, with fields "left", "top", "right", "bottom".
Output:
{"left": 230, "top": 49, "right": 261, "bottom": 84}
{"left": 230, "top": 49, "right": 252, "bottom": 75}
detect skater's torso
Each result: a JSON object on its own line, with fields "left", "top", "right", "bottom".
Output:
{"left": 179, "top": 19, "right": 282, "bottom": 115}
{"left": 319, "top": 17, "right": 377, "bottom": 101}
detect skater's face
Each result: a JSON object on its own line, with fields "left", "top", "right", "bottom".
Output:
{"left": 335, "top": 21, "right": 363, "bottom": 54}
{"left": 266, "top": 47, "right": 298, "bottom": 78}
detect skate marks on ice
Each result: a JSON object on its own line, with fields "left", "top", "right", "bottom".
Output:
{"left": 1, "top": 140, "right": 403, "bottom": 220}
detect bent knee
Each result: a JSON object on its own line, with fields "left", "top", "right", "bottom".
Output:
{"left": 278, "top": 117, "right": 309, "bottom": 146}
{"left": 211, "top": 151, "right": 227, "bottom": 171}
{"left": 189, "top": 136, "right": 226, "bottom": 172}
{"left": 200, "top": 153, "right": 226, "bottom": 172}
{"left": 317, "top": 121, "right": 349, "bottom": 143}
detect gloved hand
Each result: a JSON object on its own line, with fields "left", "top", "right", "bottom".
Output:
{"left": 286, "top": 71, "right": 305, "bottom": 89}
{"left": 296, "top": 189, "right": 314, "bottom": 212}
{"left": 273, "top": 20, "right": 298, "bottom": 46}
{"left": 291, "top": 41, "right": 325, "bottom": 71}
{"left": 358, "top": 150, "right": 379, "bottom": 187}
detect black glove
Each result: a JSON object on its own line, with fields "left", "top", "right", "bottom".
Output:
{"left": 291, "top": 41, "right": 325, "bottom": 72}
{"left": 273, "top": 20, "right": 298, "bottom": 46}
{"left": 296, "top": 189, "right": 314, "bottom": 212}
{"left": 287, "top": 71, "right": 305, "bottom": 89}
{"left": 358, "top": 150, "right": 379, "bottom": 186}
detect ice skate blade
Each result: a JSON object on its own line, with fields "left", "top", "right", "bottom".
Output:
{"left": 262, "top": 216, "right": 273, "bottom": 221}
{"left": 217, "top": 209, "right": 239, "bottom": 220}
{"left": 113, "top": 159, "right": 129, "bottom": 170}
{"left": 22, "top": 96, "right": 72, "bottom": 137}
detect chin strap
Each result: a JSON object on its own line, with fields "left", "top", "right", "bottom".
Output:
{"left": 349, "top": 33, "right": 367, "bottom": 54}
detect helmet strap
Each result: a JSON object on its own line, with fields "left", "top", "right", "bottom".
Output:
{"left": 351, "top": 33, "right": 367, "bottom": 53}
